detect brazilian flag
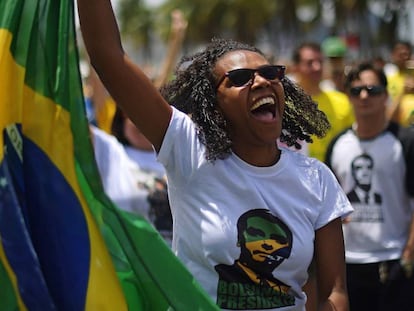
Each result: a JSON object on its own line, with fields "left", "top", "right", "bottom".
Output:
{"left": 0, "top": 1, "right": 218, "bottom": 310}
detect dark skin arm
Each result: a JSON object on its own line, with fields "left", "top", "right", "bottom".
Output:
{"left": 77, "top": 0, "right": 172, "bottom": 152}
{"left": 315, "top": 217, "right": 349, "bottom": 311}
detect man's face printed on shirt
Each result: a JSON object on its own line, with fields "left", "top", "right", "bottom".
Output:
{"left": 214, "top": 210, "right": 295, "bottom": 310}
{"left": 352, "top": 156, "right": 373, "bottom": 187}
{"left": 242, "top": 216, "right": 291, "bottom": 265}
{"left": 237, "top": 210, "right": 292, "bottom": 273}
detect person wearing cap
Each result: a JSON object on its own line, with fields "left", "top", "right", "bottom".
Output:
{"left": 320, "top": 36, "right": 348, "bottom": 93}
{"left": 292, "top": 41, "right": 354, "bottom": 162}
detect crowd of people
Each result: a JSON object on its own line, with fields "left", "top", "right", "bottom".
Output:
{"left": 76, "top": 0, "right": 414, "bottom": 309}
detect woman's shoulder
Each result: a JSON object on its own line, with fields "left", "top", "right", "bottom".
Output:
{"left": 282, "top": 147, "right": 334, "bottom": 178}
{"left": 282, "top": 147, "right": 321, "bottom": 166}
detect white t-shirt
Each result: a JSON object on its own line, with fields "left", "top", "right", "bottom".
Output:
{"left": 91, "top": 126, "right": 152, "bottom": 220}
{"left": 326, "top": 125, "right": 414, "bottom": 264}
{"left": 158, "top": 108, "right": 352, "bottom": 310}
{"left": 125, "top": 145, "right": 166, "bottom": 178}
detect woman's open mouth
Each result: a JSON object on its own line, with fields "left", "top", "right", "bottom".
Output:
{"left": 250, "top": 96, "right": 276, "bottom": 122}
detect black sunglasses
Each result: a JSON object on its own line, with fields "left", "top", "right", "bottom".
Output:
{"left": 216, "top": 65, "right": 286, "bottom": 89}
{"left": 349, "top": 85, "right": 385, "bottom": 97}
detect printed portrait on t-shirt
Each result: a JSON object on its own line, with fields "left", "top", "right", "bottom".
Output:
{"left": 215, "top": 209, "right": 295, "bottom": 310}
{"left": 347, "top": 153, "right": 383, "bottom": 222}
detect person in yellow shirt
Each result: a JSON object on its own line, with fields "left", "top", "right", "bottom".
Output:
{"left": 320, "top": 36, "right": 348, "bottom": 93}
{"left": 292, "top": 42, "right": 354, "bottom": 161}
{"left": 388, "top": 76, "right": 414, "bottom": 126}
{"left": 386, "top": 41, "right": 414, "bottom": 126}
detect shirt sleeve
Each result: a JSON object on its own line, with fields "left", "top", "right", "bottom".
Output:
{"left": 157, "top": 107, "right": 205, "bottom": 187}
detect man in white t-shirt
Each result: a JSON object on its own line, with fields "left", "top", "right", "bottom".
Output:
{"left": 90, "top": 125, "right": 153, "bottom": 220}
{"left": 326, "top": 62, "right": 414, "bottom": 311}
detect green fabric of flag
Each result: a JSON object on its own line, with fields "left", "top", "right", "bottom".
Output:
{"left": 0, "top": 0, "right": 219, "bottom": 310}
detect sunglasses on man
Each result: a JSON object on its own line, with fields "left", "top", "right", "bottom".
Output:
{"left": 216, "top": 65, "right": 286, "bottom": 89}
{"left": 349, "top": 85, "right": 385, "bottom": 97}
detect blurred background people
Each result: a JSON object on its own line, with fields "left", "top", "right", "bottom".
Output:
{"left": 384, "top": 40, "right": 412, "bottom": 85}
{"left": 111, "top": 107, "right": 165, "bottom": 178}
{"left": 385, "top": 41, "right": 414, "bottom": 126}
{"left": 320, "top": 36, "right": 348, "bottom": 93}
{"left": 83, "top": 62, "right": 173, "bottom": 244}
{"left": 111, "top": 107, "right": 172, "bottom": 245}
{"left": 90, "top": 124, "right": 153, "bottom": 221}
{"left": 292, "top": 42, "right": 354, "bottom": 161}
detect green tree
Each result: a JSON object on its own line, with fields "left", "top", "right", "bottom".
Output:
{"left": 117, "top": 0, "right": 154, "bottom": 57}
{"left": 116, "top": 0, "right": 408, "bottom": 62}
{"left": 157, "top": 0, "right": 279, "bottom": 44}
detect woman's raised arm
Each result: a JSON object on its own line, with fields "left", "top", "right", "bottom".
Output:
{"left": 76, "top": 0, "right": 172, "bottom": 151}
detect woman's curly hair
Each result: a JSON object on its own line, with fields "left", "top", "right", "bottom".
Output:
{"left": 160, "top": 38, "right": 330, "bottom": 162}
